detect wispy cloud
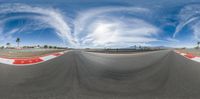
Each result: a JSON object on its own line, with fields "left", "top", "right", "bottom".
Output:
{"left": 192, "top": 22, "right": 200, "bottom": 40}
{"left": 173, "top": 4, "right": 200, "bottom": 41}
{"left": 0, "top": 4, "right": 164, "bottom": 48}
{"left": 0, "top": 27, "right": 18, "bottom": 45}
{"left": 166, "top": 37, "right": 180, "bottom": 42}
{"left": 74, "top": 6, "right": 160, "bottom": 47}
{"left": 74, "top": 6, "right": 150, "bottom": 36}
{"left": 0, "top": 3, "right": 76, "bottom": 46}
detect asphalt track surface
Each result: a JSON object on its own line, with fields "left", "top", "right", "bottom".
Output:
{"left": 0, "top": 50, "right": 200, "bottom": 99}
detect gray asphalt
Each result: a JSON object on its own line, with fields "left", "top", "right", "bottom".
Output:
{"left": 0, "top": 50, "right": 200, "bottom": 99}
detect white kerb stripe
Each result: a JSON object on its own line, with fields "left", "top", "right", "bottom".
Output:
{"left": 191, "top": 57, "right": 200, "bottom": 62}
{"left": 40, "top": 55, "right": 57, "bottom": 61}
{"left": 180, "top": 53, "right": 187, "bottom": 56}
{"left": 0, "top": 58, "right": 14, "bottom": 65}
{"left": 58, "top": 52, "right": 64, "bottom": 54}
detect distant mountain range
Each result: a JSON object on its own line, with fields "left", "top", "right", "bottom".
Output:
{"left": 127, "top": 46, "right": 173, "bottom": 49}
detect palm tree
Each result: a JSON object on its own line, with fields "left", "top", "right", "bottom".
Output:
{"left": 198, "top": 41, "right": 200, "bottom": 49}
{"left": 6, "top": 43, "right": 10, "bottom": 48}
{"left": 134, "top": 45, "right": 137, "bottom": 50}
{"left": 16, "top": 38, "right": 20, "bottom": 48}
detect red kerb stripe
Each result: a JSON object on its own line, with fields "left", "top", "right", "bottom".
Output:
{"left": 13, "top": 58, "right": 43, "bottom": 64}
{"left": 184, "top": 53, "right": 196, "bottom": 59}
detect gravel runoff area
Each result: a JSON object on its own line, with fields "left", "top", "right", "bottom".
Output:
{"left": 0, "top": 49, "right": 66, "bottom": 58}
{"left": 178, "top": 49, "right": 200, "bottom": 56}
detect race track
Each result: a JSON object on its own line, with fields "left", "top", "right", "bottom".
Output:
{"left": 0, "top": 50, "right": 200, "bottom": 99}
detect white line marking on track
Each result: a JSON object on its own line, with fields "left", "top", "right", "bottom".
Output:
{"left": 40, "top": 55, "right": 57, "bottom": 61}
{"left": 180, "top": 53, "right": 187, "bottom": 56}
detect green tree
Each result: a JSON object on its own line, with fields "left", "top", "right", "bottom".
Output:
{"left": 197, "top": 42, "right": 200, "bottom": 49}
{"left": 49, "top": 46, "right": 52, "bottom": 49}
{"left": 44, "top": 45, "right": 48, "bottom": 48}
{"left": 16, "top": 38, "right": 20, "bottom": 48}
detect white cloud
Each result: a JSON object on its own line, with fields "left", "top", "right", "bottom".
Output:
{"left": 81, "top": 19, "right": 159, "bottom": 47}
{"left": 173, "top": 4, "right": 200, "bottom": 41}
{"left": 166, "top": 37, "right": 180, "bottom": 42}
{"left": 0, "top": 3, "right": 76, "bottom": 46}
{"left": 0, "top": 27, "right": 18, "bottom": 45}
{"left": 0, "top": 4, "right": 162, "bottom": 48}
{"left": 74, "top": 7, "right": 160, "bottom": 47}
{"left": 192, "top": 22, "right": 200, "bottom": 41}
{"left": 74, "top": 7, "right": 150, "bottom": 37}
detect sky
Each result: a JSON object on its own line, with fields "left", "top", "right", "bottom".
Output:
{"left": 0, "top": 0, "right": 200, "bottom": 48}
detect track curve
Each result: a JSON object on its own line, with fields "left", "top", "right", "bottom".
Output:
{"left": 0, "top": 50, "right": 200, "bottom": 99}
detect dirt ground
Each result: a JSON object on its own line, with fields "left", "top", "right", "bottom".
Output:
{"left": 0, "top": 49, "right": 66, "bottom": 58}
{"left": 178, "top": 49, "right": 200, "bottom": 56}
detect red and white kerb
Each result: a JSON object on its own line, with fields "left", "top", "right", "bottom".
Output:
{"left": 0, "top": 52, "right": 65, "bottom": 65}
{"left": 175, "top": 51, "right": 200, "bottom": 63}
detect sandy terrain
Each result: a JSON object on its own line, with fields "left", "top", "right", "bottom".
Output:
{"left": 0, "top": 49, "right": 66, "bottom": 58}
{"left": 178, "top": 49, "right": 200, "bottom": 56}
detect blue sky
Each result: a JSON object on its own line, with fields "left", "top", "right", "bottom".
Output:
{"left": 0, "top": 0, "right": 200, "bottom": 48}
